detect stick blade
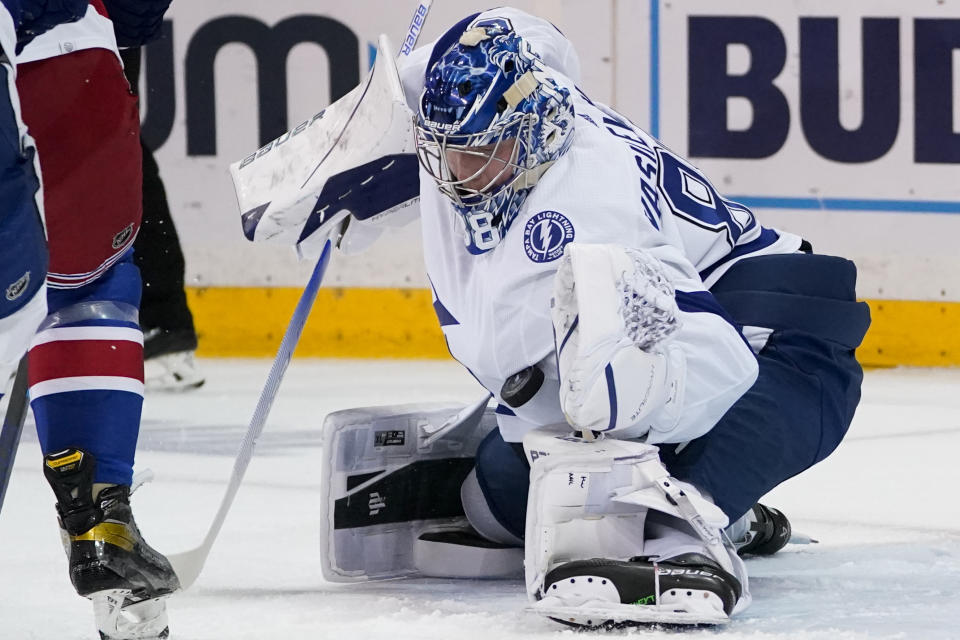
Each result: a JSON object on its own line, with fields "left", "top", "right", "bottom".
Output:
{"left": 167, "top": 546, "right": 207, "bottom": 590}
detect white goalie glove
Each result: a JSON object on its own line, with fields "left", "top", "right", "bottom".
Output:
{"left": 552, "top": 243, "right": 685, "bottom": 438}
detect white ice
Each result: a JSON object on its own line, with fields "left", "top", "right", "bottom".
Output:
{"left": 1, "top": 360, "right": 959, "bottom": 639}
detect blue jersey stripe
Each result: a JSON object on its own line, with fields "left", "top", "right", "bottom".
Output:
{"left": 675, "top": 289, "right": 751, "bottom": 350}
{"left": 699, "top": 227, "right": 781, "bottom": 282}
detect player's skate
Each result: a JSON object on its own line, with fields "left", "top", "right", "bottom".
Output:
{"left": 731, "top": 503, "right": 792, "bottom": 556}
{"left": 43, "top": 448, "right": 180, "bottom": 640}
{"left": 143, "top": 328, "right": 205, "bottom": 392}
{"left": 144, "top": 349, "right": 205, "bottom": 392}
{"left": 540, "top": 552, "right": 741, "bottom": 628}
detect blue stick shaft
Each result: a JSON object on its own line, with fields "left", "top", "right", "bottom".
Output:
{"left": 200, "top": 238, "right": 333, "bottom": 550}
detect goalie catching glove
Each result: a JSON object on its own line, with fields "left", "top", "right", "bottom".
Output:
{"left": 552, "top": 243, "right": 685, "bottom": 438}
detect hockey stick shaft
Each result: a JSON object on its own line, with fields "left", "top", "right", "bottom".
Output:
{"left": 399, "top": 1, "right": 433, "bottom": 58}
{"left": 0, "top": 357, "right": 30, "bottom": 515}
{"left": 167, "top": 0, "right": 434, "bottom": 590}
{"left": 167, "top": 239, "right": 333, "bottom": 588}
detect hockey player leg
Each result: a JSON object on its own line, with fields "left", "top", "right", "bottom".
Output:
{"left": 658, "top": 254, "right": 870, "bottom": 522}
{"left": 30, "top": 257, "right": 179, "bottom": 640}
{"left": 16, "top": 42, "right": 175, "bottom": 638}
{"left": 523, "top": 425, "right": 749, "bottom": 627}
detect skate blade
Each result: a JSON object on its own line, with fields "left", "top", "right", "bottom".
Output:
{"left": 530, "top": 598, "right": 730, "bottom": 628}
{"left": 789, "top": 530, "right": 819, "bottom": 545}
{"left": 91, "top": 589, "right": 170, "bottom": 640}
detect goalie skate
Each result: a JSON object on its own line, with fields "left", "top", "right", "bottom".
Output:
{"left": 531, "top": 553, "right": 739, "bottom": 628}
{"left": 734, "top": 503, "right": 793, "bottom": 556}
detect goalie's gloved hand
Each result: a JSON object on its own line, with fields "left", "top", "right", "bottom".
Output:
{"left": 15, "top": 0, "right": 87, "bottom": 53}
{"left": 102, "top": 0, "right": 171, "bottom": 47}
{"left": 551, "top": 243, "right": 684, "bottom": 438}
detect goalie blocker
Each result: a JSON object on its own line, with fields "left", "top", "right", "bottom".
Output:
{"left": 230, "top": 34, "right": 421, "bottom": 260}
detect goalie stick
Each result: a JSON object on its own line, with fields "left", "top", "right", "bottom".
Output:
{"left": 0, "top": 357, "right": 29, "bottom": 515}
{"left": 167, "top": 238, "right": 333, "bottom": 588}
{"left": 166, "top": 0, "right": 434, "bottom": 590}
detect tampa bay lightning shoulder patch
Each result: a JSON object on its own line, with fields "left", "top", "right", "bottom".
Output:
{"left": 523, "top": 211, "right": 575, "bottom": 263}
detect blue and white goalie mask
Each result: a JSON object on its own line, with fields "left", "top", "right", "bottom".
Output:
{"left": 416, "top": 19, "right": 575, "bottom": 254}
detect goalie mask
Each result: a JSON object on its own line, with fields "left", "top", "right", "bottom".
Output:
{"left": 416, "top": 17, "right": 575, "bottom": 254}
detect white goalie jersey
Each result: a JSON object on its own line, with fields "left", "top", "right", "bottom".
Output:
{"left": 403, "top": 8, "right": 803, "bottom": 444}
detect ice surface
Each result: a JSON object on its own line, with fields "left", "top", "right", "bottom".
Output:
{"left": 1, "top": 360, "right": 958, "bottom": 639}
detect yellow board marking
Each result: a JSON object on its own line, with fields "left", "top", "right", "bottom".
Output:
{"left": 858, "top": 299, "right": 960, "bottom": 367}
{"left": 186, "top": 288, "right": 960, "bottom": 367}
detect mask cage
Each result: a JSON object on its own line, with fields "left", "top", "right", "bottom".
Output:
{"left": 415, "top": 111, "right": 539, "bottom": 212}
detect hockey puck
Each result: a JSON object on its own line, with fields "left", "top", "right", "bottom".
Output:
{"left": 501, "top": 365, "right": 544, "bottom": 408}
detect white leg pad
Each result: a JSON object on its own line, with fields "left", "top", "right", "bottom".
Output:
{"left": 522, "top": 425, "right": 750, "bottom": 614}
{"left": 319, "top": 398, "right": 498, "bottom": 582}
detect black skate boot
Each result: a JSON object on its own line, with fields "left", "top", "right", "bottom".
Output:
{"left": 43, "top": 448, "right": 180, "bottom": 639}
{"left": 734, "top": 503, "right": 792, "bottom": 556}
{"left": 538, "top": 553, "right": 741, "bottom": 627}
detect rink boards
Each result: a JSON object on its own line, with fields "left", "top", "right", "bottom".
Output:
{"left": 185, "top": 287, "right": 960, "bottom": 367}
{"left": 138, "top": 0, "right": 960, "bottom": 365}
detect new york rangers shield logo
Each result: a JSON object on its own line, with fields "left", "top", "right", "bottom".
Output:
{"left": 112, "top": 223, "right": 134, "bottom": 249}
{"left": 5, "top": 271, "right": 30, "bottom": 301}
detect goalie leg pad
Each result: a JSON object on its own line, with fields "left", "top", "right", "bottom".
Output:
{"left": 320, "top": 399, "right": 515, "bottom": 581}
{"left": 522, "top": 425, "right": 750, "bottom": 624}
